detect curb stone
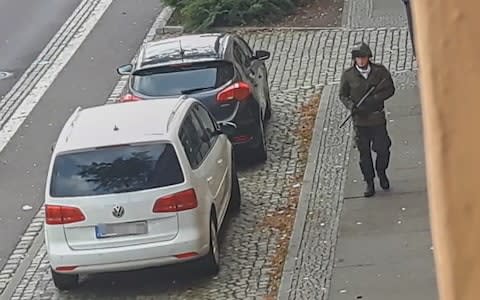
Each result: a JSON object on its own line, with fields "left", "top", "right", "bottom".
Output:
{"left": 209, "top": 26, "right": 410, "bottom": 34}
{"left": 0, "top": 199, "right": 45, "bottom": 294}
{"left": 341, "top": 0, "right": 353, "bottom": 28}
{"left": 277, "top": 84, "right": 335, "bottom": 300}
{"left": 277, "top": 84, "right": 354, "bottom": 300}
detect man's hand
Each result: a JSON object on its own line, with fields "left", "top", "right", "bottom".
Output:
{"left": 351, "top": 105, "right": 369, "bottom": 116}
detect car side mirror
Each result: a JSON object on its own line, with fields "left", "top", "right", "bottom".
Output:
{"left": 51, "top": 142, "right": 56, "bottom": 153}
{"left": 253, "top": 50, "right": 271, "bottom": 61}
{"left": 117, "top": 64, "right": 133, "bottom": 75}
{"left": 217, "top": 121, "right": 237, "bottom": 136}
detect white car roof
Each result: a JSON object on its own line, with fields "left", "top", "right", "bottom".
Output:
{"left": 54, "top": 97, "right": 191, "bottom": 153}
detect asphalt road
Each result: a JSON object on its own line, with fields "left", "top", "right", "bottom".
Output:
{"left": 0, "top": 0, "right": 164, "bottom": 269}
{"left": 0, "top": 0, "right": 82, "bottom": 97}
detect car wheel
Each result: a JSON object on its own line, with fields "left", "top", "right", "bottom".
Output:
{"left": 200, "top": 214, "right": 220, "bottom": 275}
{"left": 253, "top": 116, "right": 268, "bottom": 163}
{"left": 51, "top": 268, "right": 79, "bottom": 290}
{"left": 229, "top": 163, "right": 241, "bottom": 213}
{"left": 264, "top": 88, "right": 272, "bottom": 121}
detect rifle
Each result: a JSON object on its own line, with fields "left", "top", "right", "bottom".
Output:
{"left": 339, "top": 78, "right": 387, "bottom": 129}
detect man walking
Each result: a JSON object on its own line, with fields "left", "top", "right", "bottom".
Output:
{"left": 339, "top": 42, "right": 395, "bottom": 197}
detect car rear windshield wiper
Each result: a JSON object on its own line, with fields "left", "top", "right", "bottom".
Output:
{"left": 181, "top": 86, "right": 216, "bottom": 95}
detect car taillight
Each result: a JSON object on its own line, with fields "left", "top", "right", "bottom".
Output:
{"left": 46, "top": 205, "right": 86, "bottom": 225}
{"left": 216, "top": 82, "right": 251, "bottom": 103}
{"left": 153, "top": 189, "right": 198, "bottom": 213}
{"left": 120, "top": 93, "right": 141, "bottom": 102}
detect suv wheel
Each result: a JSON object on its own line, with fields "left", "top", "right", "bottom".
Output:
{"left": 200, "top": 214, "right": 220, "bottom": 275}
{"left": 265, "top": 88, "right": 272, "bottom": 121}
{"left": 230, "top": 163, "right": 241, "bottom": 213}
{"left": 51, "top": 268, "right": 79, "bottom": 290}
{"left": 253, "top": 116, "right": 268, "bottom": 163}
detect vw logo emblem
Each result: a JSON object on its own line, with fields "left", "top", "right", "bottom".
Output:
{"left": 112, "top": 205, "right": 125, "bottom": 218}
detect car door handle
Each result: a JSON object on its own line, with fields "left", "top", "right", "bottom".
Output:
{"left": 217, "top": 159, "right": 223, "bottom": 164}
{"left": 207, "top": 176, "right": 213, "bottom": 183}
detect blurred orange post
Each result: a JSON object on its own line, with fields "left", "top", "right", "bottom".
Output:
{"left": 413, "top": 0, "right": 480, "bottom": 299}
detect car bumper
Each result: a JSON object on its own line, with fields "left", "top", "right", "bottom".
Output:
{"left": 47, "top": 228, "right": 210, "bottom": 274}
{"left": 229, "top": 117, "right": 262, "bottom": 149}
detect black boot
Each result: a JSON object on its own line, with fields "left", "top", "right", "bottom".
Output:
{"left": 378, "top": 171, "right": 390, "bottom": 190}
{"left": 364, "top": 180, "right": 375, "bottom": 198}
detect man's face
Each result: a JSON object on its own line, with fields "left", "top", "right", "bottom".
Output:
{"left": 355, "top": 56, "right": 369, "bottom": 68}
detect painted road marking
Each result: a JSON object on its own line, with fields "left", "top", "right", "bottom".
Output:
{"left": 0, "top": 0, "right": 113, "bottom": 156}
{"left": 0, "top": 0, "right": 113, "bottom": 295}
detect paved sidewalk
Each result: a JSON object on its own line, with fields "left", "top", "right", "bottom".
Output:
{"left": 278, "top": 0, "right": 437, "bottom": 299}
{"left": 330, "top": 74, "right": 437, "bottom": 300}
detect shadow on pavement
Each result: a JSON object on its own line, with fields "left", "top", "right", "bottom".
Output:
{"left": 66, "top": 210, "right": 241, "bottom": 297}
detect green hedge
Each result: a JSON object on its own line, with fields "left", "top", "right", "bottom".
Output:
{"left": 164, "top": 0, "right": 296, "bottom": 31}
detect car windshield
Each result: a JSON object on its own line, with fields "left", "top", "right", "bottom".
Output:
{"left": 132, "top": 61, "right": 234, "bottom": 97}
{"left": 50, "top": 143, "right": 184, "bottom": 197}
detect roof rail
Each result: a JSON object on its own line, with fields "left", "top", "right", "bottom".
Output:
{"left": 64, "top": 106, "right": 82, "bottom": 143}
{"left": 69, "top": 107, "right": 82, "bottom": 126}
{"left": 166, "top": 97, "right": 187, "bottom": 132}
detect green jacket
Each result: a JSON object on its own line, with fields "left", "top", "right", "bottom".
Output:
{"left": 339, "top": 63, "right": 395, "bottom": 126}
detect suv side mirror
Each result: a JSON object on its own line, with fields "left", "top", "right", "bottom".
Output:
{"left": 253, "top": 50, "right": 271, "bottom": 61}
{"left": 117, "top": 64, "right": 133, "bottom": 75}
{"left": 217, "top": 121, "right": 237, "bottom": 136}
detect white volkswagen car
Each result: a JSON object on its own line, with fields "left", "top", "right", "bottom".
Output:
{"left": 45, "top": 97, "right": 240, "bottom": 290}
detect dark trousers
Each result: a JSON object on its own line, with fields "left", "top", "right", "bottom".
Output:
{"left": 354, "top": 124, "right": 392, "bottom": 181}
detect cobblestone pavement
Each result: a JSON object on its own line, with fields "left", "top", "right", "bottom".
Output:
{"left": 2, "top": 27, "right": 416, "bottom": 299}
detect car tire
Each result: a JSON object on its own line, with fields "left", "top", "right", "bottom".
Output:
{"left": 51, "top": 268, "right": 79, "bottom": 290}
{"left": 253, "top": 116, "right": 268, "bottom": 163}
{"left": 265, "top": 88, "right": 272, "bottom": 121}
{"left": 230, "top": 163, "right": 241, "bottom": 213}
{"left": 200, "top": 213, "right": 220, "bottom": 275}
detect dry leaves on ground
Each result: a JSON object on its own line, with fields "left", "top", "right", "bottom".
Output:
{"left": 260, "top": 92, "right": 322, "bottom": 299}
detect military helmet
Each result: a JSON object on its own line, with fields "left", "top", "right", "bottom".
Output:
{"left": 351, "top": 42, "right": 373, "bottom": 58}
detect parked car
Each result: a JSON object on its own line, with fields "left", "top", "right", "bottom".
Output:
{"left": 45, "top": 98, "right": 241, "bottom": 290}
{"left": 116, "top": 33, "right": 272, "bottom": 163}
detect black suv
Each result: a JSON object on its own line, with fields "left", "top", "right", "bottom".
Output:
{"left": 116, "top": 33, "right": 272, "bottom": 163}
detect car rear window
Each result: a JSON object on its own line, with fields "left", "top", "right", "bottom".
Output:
{"left": 50, "top": 143, "right": 184, "bottom": 197}
{"left": 132, "top": 61, "right": 234, "bottom": 97}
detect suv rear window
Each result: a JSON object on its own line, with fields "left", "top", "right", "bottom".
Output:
{"left": 132, "top": 61, "right": 234, "bottom": 97}
{"left": 50, "top": 143, "right": 184, "bottom": 197}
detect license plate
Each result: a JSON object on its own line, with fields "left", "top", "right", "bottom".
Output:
{"left": 95, "top": 221, "right": 148, "bottom": 239}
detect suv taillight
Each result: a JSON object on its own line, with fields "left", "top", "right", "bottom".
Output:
{"left": 120, "top": 93, "right": 141, "bottom": 102}
{"left": 46, "top": 205, "right": 86, "bottom": 225}
{"left": 153, "top": 189, "right": 198, "bottom": 213}
{"left": 216, "top": 82, "right": 251, "bottom": 103}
